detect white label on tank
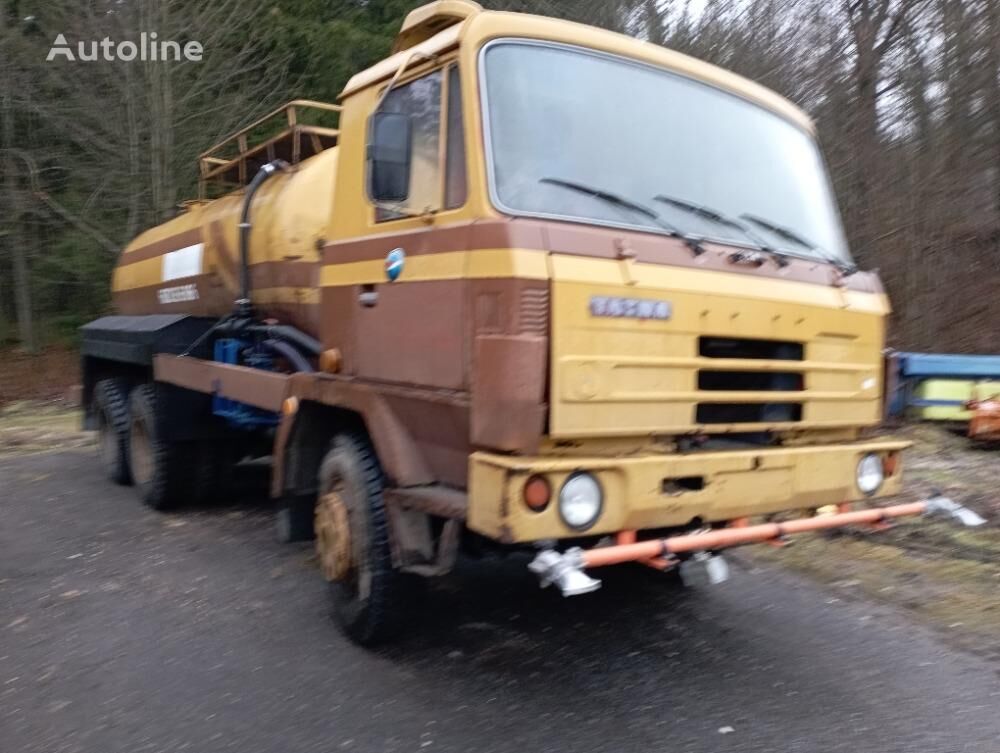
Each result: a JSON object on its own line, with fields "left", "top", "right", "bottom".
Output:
{"left": 158, "top": 284, "right": 199, "bottom": 304}
{"left": 162, "top": 243, "right": 204, "bottom": 282}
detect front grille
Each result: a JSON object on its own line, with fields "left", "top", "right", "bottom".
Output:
{"left": 699, "top": 336, "right": 803, "bottom": 361}
{"left": 697, "top": 337, "right": 805, "bottom": 423}
{"left": 698, "top": 370, "right": 803, "bottom": 392}
{"left": 696, "top": 402, "right": 803, "bottom": 424}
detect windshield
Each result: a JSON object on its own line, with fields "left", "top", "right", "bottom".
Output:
{"left": 480, "top": 41, "right": 852, "bottom": 263}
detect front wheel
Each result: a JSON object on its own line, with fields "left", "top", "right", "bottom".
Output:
{"left": 315, "top": 433, "right": 421, "bottom": 645}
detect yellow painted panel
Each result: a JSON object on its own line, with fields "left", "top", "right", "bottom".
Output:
{"left": 251, "top": 287, "right": 322, "bottom": 306}
{"left": 913, "top": 379, "right": 1000, "bottom": 421}
{"left": 548, "top": 267, "right": 887, "bottom": 437}
{"left": 319, "top": 248, "right": 549, "bottom": 286}
{"left": 547, "top": 254, "right": 889, "bottom": 314}
{"left": 112, "top": 257, "right": 164, "bottom": 292}
{"left": 468, "top": 439, "right": 909, "bottom": 542}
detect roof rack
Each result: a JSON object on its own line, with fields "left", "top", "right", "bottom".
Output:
{"left": 198, "top": 99, "right": 341, "bottom": 198}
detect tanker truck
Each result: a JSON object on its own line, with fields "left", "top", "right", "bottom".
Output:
{"left": 80, "top": 0, "right": 982, "bottom": 644}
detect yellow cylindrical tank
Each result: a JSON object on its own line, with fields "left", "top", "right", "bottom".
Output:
{"left": 112, "top": 147, "right": 339, "bottom": 335}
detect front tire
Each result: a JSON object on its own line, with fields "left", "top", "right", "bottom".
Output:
{"left": 315, "top": 433, "right": 419, "bottom": 645}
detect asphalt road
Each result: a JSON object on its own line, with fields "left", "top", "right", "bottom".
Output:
{"left": 2, "top": 450, "right": 999, "bottom": 753}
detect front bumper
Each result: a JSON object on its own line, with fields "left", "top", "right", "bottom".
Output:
{"left": 467, "top": 439, "right": 908, "bottom": 543}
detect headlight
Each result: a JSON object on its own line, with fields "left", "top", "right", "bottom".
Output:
{"left": 558, "top": 472, "right": 603, "bottom": 531}
{"left": 856, "top": 453, "right": 884, "bottom": 495}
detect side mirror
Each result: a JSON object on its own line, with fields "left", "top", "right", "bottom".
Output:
{"left": 368, "top": 111, "right": 413, "bottom": 203}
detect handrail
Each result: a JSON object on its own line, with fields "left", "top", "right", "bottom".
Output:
{"left": 197, "top": 100, "right": 342, "bottom": 197}
{"left": 199, "top": 99, "right": 342, "bottom": 163}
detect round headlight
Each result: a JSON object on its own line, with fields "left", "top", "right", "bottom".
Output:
{"left": 856, "top": 453, "right": 884, "bottom": 495}
{"left": 558, "top": 472, "right": 603, "bottom": 531}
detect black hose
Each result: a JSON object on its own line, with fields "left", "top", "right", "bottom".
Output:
{"left": 261, "top": 339, "right": 314, "bottom": 373}
{"left": 237, "top": 160, "right": 289, "bottom": 316}
{"left": 209, "top": 319, "right": 320, "bottom": 357}
{"left": 252, "top": 324, "right": 322, "bottom": 356}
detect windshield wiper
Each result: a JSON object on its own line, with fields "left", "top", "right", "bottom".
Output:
{"left": 539, "top": 177, "right": 695, "bottom": 244}
{"left": 740, "top": 213, "right": 857, "bottom": 275}
{"left": 652, "top": 194, "right": 788, "bottom": 265}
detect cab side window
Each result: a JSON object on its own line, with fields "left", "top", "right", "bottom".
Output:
{"left": 376, "top": 70, "right": 442, "bottom": 221}
{"left": 372, "top": 65, "right": 466, "bottom": 222}
{"left": 444, "top": 66, "right": 467, "bottom": 210}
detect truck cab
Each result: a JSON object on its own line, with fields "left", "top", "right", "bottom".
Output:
{"left": 320, "top": 1, "right": 902, "bottom": 536}
{"left": 83, "top": 0, "right": 948, "bottom": 646}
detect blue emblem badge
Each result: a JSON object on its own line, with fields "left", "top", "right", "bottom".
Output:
{"left": 385, "top": 248, "right": 405, "bottom": 282}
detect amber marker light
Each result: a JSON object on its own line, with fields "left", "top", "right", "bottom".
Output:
{"left": 883, "top": 451, "right": 900, "bottom": 477}
{"left": 523, "top": 475, "right": 552, "bottom": 512}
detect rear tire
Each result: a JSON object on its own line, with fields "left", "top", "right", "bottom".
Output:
{"left": 127, "top": 384, "right": 214, "bottom": 511}
{"left": 316, "top": 433, "right": 421, "bottom": 645}
{"left": 94, "top": 378, "right": 131, "bottom": 486}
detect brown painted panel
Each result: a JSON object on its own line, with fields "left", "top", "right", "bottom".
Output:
{"left": 117, "top": 228, "right": 203, "bottom": 265}
{"left": 352, "top": 279, "right": 468, "bottom": 391}
{"left": 260, "top": 302, "right": 322, "bottom": 334}
{"left": 321, "top": 286, "right": 358, "bottom": 371}
{"left": 113, "top": 275, "right": 232, "bottom": 318}
{"left": 249, "top": 261, "right": 320, "bottom": 289}
{"left": 471, "top": 335, "right": 548, "bottom": 452}
{"left": 154, "top": 355, "right": 289, "bottom": 411}
{"left": 322, "top": 216, "right": 882, "bottom": 293}
{"left": 114, "top": 277, "right": 319, "bottom": 334}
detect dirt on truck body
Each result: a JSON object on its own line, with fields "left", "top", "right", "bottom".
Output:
{"left": 79, "top": 0, "right": 980, "bottom": 644}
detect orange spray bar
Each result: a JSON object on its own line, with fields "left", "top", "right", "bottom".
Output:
{"left": 581, "top": 502, "right": 927, "bottom": 569}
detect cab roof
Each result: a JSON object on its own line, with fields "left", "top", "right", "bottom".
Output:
{"left": 339, "top": 0, "right": 814, "bottom": 134}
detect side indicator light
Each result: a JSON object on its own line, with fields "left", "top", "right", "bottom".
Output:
{"left": 523, "top": 475, "right": 551, "bottom": 512}
{"left": 883, "top": 452, "right": 900, "bottom": 477}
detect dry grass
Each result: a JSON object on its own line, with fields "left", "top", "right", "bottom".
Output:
{"left": 0, "top": 401, "right": 93, "bottom": 456}
{"left": 753, "top": 423, "right": 1000, "bottom": 659}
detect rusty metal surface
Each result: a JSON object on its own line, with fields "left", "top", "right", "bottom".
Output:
{"left": 152, "top": 354, "right": 290, "bottom": 412}
{"left": 471, "top": 335, "right": 548, "bottom": 453}
{"left": 316, "top": 490, "right": 352, "bottom": 581}
{"left": 967, "top": 395, "right": 1000, "bottom": 441}
{"left": 384, "top": 485, "right": 468, "bottom": 519}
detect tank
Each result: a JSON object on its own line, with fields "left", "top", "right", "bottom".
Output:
{"left": 111, "top": 104, "right": 340, "bottom": 336}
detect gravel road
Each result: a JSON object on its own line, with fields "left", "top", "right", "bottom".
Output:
{"left": 2, "top": 450, "right": 999, "bottom": 753}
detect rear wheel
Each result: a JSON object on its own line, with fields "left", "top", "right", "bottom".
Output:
{"left": 316, "top": 433, "right": 420, "bottom": 645}
{"left": 128, "top": 384, "right": 215, "bottom": 510}
{"left": 94, "top": 378, "right": 131, "bottom": 485}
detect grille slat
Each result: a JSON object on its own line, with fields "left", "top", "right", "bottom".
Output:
{"left": 699, "top": 336, "right": 803, "bottom": 361}
{"left": 695, "top": 337, "right": 806, "bottom": 424}
{"left": 696, "top": 403, "right": 803, "bottom": 424}
{"left": 518, "top": 286, "right": 549, "bottom": 335}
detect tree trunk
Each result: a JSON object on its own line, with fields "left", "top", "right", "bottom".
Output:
{"left": 1, "top": 90, "right": 34, "bottom": 352}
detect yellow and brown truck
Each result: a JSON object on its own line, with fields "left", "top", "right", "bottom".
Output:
{"left": 80, "top": 0, "right": 981, "bottom": 644}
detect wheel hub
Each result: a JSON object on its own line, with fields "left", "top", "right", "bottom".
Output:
{"left": 316, "top": 489, "right": 352, "bottom": 582}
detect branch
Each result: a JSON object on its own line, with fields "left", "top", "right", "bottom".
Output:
{"left": 0, "top": 148, "right": 121, "bottom": 256}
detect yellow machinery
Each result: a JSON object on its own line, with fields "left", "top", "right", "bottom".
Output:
{"left": 81, "top": 1, "right": 982, "bottom": 644}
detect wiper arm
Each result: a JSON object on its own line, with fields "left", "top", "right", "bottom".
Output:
{"left": 740, "top": 213, "right": 857, "bottom": 275}
{"left": 653, "top": 194, "right": 787, "bottom": 265}
{"left": 539, "top": 177, "right": 688, "bottom": 240}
